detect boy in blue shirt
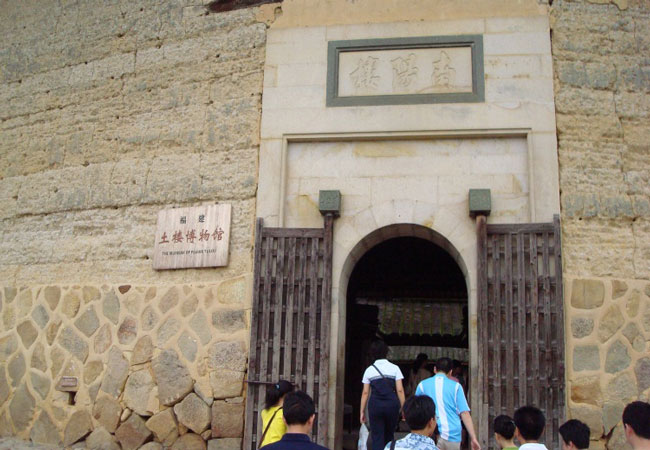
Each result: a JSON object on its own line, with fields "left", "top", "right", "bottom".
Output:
{"left": 415, "top": 357, "right": 480, "bottom": 450}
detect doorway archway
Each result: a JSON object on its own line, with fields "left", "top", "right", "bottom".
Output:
{"left": 338, "top": 224, "right": 470, "bottom": 449}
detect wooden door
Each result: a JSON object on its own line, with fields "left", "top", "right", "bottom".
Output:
{"left": 477, "top": 215, "right": 565, "bottom": 449}
{"left": 244, "top": 216, "right": 334, "bottom": 449}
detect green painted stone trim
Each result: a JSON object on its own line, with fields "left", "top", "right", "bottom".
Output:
{"left": 326, "top": 35, "right": 484, "bottom": 107}
{"left": 319, "top": 190, "right": 341, "bottom": 216}
{"left": 468, "top": 188, "right": 491, "bottom": 217}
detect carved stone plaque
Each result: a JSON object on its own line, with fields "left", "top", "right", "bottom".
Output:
{"left": 327, "top": 35, "right": 484, "bottom": 106}
{"left": 153, "top": 204, "right": 231, "bottom": 270}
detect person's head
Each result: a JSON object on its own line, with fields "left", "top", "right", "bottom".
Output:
{"left": 435, "top": 357, "right": 453, "bottom": 374}
{"left": 622, "top": 401, "right": 650, "bottom": 447}
{"left": 452, "top": 360, "right": 462, "bottom": 376}
{"left": 369, "top": 340, "right": 388, "bottom": 361}
{"left": 494, "top": 415, "right": 516, "bottom": 447}
{"left": 413, "top": 353, "right": 428, "bottom": 372}
{"left": 559, "top": 419, "right": 590, "bottom": 449}
{"left": 283, "top": 391, "right": 316, "bottom": 430}
{"left": 514, "top": 406, "right": 546, "bottom": 443}
{"left": 264, "top": 380, "right": 294, "bottom": 410}
{"left": 403, "top": 395, "right": 436, "bottom": 432}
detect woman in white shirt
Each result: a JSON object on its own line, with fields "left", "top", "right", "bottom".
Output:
{"left": 360, "top": 340, "right": 406, "bottom": 450}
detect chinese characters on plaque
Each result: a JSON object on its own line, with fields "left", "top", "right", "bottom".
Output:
{"left": 153, "top": 204, "right": 231, "bottom": 270}
{"left": 339, "top": 47, "right": 473, "bottom": 97}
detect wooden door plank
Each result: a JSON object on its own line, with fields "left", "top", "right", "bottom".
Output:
{"left": 517, "top": 232, "right": 526, "bottom": 408}
{"left": 284, "top": 237, "right": 297, "bottom": 380}
{"left": 272, "top": 237, "right": 285, "bottom": 382}
{"left": 294, "top": 237, "right": 308, "bottom": 391}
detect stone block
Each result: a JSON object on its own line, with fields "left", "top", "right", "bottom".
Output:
{"left": 153, "top": 349, "right": 194, "bottom": 406}
{"left": 100, "top": 346, "right": 129, "bottom": 398}
{"left": 210, "top": 369, "right": 244, "bottom": 399}
{"left": 157, "top": 317, "right": 181, "bottom": 345}
{"left": 63, "top": 410, "right": 92, "bottom": 447}
{"left": 635, "top": 357, "right": 650, "bottom": 394}
{"left": 83, "top": 286, "right": 101, "bottom": 304}
{"left": 182, "top": 295, "right": 199, "bottom": 317}
{"left": 212, "top": 310, "right": 246, "bottom": 333}
{"left": 208, "top": 341, "right": 247, "bottom": 371}
{"left": 571, "top": 376, "right": 602, "bottom": 406}
{"left": 62, "top": 291, "right": 81, "bottom": 318}
{"left": 159, "top": 287, "right": 180, "bottom": 314}
{"left": 46, "top": 318, "right": 62, "bottom": 345}
{"left": 602, "top": 401, "right": 624, "bottom": 435}
{"left": 598, "top": 305, "right": 625, "bottom": 343}
{"left": 141, "top": 305, "right": 160, "bottom": 332}
{"left": 174, "top": 393, "right": 211, "bottom": 434}
{"left": 30, "top": 411, "right": 61, "bottom": 446}
{"left": 118, "top": 315, "right": 138, "bottom": 345}
{"left": 86, "top": 426, "right": 121, "bottom": 450}
{"left": 605, "top": 372, "right": 637, "bottom": 404}
{"left": 179, "top": 331, "right": 198, "bottom": 362}
{"left": 573, "top": 345, "right": 600, "bottom": 371}
{"left": 30, "top": 370, "right": 51, "bottom": 399}
{"left": 571, "top": 317, "right": 594, "bottom": 338}
{"left": 146, "top": 408, "right": 179, "bottom": 446}
{"left": 172, "top": 433, "right": 207, "bottom": 450}
{"left": 571, "top": 279, "right": 605, "bottom": 309}
{"left": 59, "top": 326, "right": 89, "bottom": 363}
{"left": 211, "top": 401, "right": 244, "bottom": 438}
{"left": 190, "top": 311, "right": 212, "bottom": 346}
{"left": 94, "top": 323, "right": 112, "bottom": 354}
{"left": 141, "top": 443, "right": 164, "bottom": 450}
{"left": 103, "top": 291, "right": 120, "bottom": 325}
{"left": 31, "top": 304, "right": 49, "bottom": 329}
{"left": 124, "top": 369, "right": 157, "bottom": 416}
{"left": 0, "top": 334, "right": 17, "bottom": 360}
{"left": 8, "top": 352, "right": 26, "bottom": 387}
{"left": 17, "top": 320, "right": 38, "bottom": 348}
{"left": 44, "top": 286, "right": 61, "bottom": 310}
{"left": 611, "top": 280, "right": 628, "bottom": 299}
{"left": 84, "top": 360, "right": 104, "bottom": 385}
{"left": 74, "top": 306, "right": 100, "bottom": 337}
{"left": 132, "top": 335, "right": 154, "bottom": 365}
{"left": 604, "top": 340, "right": 631, "bottom": 373}
{"left": 0, "top": 370, "right": 9, "bottom": 406}
{"left": 115, "top": 414, "right": 152, "bottom": 450}
{"left": 194, "top": 377, "right": 214, "bottom": 407}
{"left": 208, "top": 438, "right": 243, "bottom": 450}
{"left": 218, "top": 277, "right": 247, "bottom": 305}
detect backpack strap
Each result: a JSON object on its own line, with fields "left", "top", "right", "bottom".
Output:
{"left": 372, "top": 364, "right": 396, "bottom": 393}
{"left": 258, "top": 406, "right": 282, "bottom": 449}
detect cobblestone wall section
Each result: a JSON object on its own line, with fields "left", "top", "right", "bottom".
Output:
{"left": 0, "top": 1, "right": 266, "bottom": 285}
{"left": 0, "top": 281, "right": 251, "bottom": 448}
{"left": 565, "top": 277, "right": 650, "bottom": 449}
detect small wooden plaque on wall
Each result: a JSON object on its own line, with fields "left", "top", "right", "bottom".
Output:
{"left": 153, "top": 204, "right": 231, "bottom": 270}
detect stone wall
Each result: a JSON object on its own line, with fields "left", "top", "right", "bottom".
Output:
{"left": 552, "top": 0, "right": 650, "bottom": 448}
{"left": 566, "top": 278, "right": 650, "bottom": 449}
{"left": 0, "top": 282, "right": 250, "bottom": 448}
{"left": 0, "top": 0, "right": 269, "bottom": 448}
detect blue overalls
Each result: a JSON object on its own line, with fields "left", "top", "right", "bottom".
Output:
{"left": 368, "top": 372, "right": 400, "bottom": 450}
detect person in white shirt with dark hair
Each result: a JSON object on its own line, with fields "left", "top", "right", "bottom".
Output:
{"left": 360, "top": 340, "right": 406, "bottom": 450}
{"left": 513, "top": 406, "right": 548, "bottom": 450}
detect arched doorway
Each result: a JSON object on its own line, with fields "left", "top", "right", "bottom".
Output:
{"left": 340, "top": 225, "right": 470, "bottom": 449}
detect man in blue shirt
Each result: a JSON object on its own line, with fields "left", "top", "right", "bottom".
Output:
{"left": 415, "top": 358, "right": 480, "bottom": 450}
{"left": 384, "top": 395, "right": 439, "bottom": 450}
{"left": 263, "top": 391, "right": 329, "bottom": 450}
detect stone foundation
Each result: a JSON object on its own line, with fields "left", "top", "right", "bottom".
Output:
{"left": 565, "top": 277, "right": 650, "bottom": 450}
{"left": 0, "top": 280, "right": 251, "bottom": 448}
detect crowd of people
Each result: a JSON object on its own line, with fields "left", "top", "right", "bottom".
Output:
{"left": 256, "top": 339, "right": 650, "bottom": 450}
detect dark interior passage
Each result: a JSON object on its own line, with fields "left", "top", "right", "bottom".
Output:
{"left": 343, "top": 236, "right": 469, "bottom": 448}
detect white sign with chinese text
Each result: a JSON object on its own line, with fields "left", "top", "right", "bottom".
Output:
{"left": 153, "top": 204, "right": 231, "bottom": 270}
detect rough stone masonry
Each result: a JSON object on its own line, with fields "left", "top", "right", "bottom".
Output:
{"left": 0, "top": 0, "right": 267, "bottom": 447}
{"left": 552, "top": 0, "right": 650, "bottom": 449}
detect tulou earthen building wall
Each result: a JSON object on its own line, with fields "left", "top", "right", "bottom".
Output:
{"left": 0, "top": 1, "right": 269, "bottom": 448}
{"left": 551, "top": 1, "right": 650, "bottom": 449}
